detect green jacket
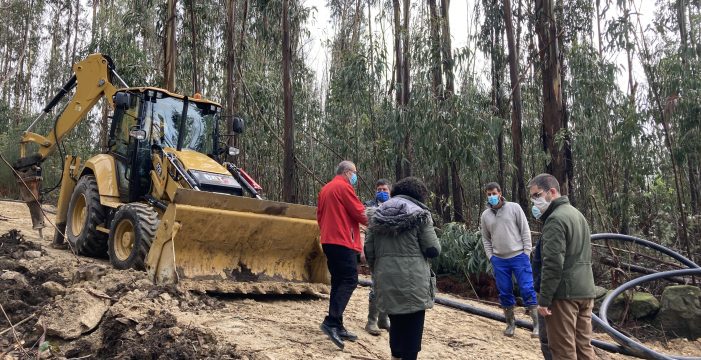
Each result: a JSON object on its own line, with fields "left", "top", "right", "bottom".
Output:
{"left": 365, "top": 195, "right": 441, "bottom": 315}
{"left": 538, "top": 196, "right": 596, "bottom": 307}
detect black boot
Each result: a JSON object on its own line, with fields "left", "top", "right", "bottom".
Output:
{"left": 503, "top": 307, "right": 516, "bottom": 337}
{"left": 320, "top": 323, "right": 344, "bottom": 350}
{"left": 338, "top": 327, "right": 358, "bottom": 342}
{"left": 528, "top": 305, "right": 539, "bottom": 338}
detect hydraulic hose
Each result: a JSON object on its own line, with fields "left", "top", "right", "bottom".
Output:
{"left": 357, "top": 278, "right": 634, "bottom": 356}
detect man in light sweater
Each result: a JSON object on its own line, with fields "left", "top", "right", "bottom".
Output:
{"left": 480, "top": 182, "right": 538, "bottom": 338}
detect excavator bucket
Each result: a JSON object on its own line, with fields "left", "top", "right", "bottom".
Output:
{"left": 145, "top": 189, "right": 330, "bottom": 295}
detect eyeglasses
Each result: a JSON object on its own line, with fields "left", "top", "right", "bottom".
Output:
{"left": 530, "top": 190, "right": 545, "bottom": 200}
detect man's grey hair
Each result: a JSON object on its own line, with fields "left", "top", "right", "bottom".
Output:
{"left": 335, "top": 160, "right": 356, "bottom": 175}
{"left": 527, "top": 173, "right": 560, "bottom": 194}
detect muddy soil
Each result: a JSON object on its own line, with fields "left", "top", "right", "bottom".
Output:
{"left": 1, "top": 200, "right": 700, "bottom": 359}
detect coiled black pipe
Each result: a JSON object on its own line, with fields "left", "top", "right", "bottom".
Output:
{"left": 597, "top": 269, "right": 701, "bottom": 360}
{"left": 591, "top": 233, "right": 698, "bottom": 269}
{"left": 357, "top": 278, "right": 633, "bottom": 356}
{"left": 592, "top": 233, "right": 700, "bottom": 360}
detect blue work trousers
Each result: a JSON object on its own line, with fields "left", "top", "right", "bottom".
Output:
{"left": 491, "top": 252, "right": 537, "bottom": 307}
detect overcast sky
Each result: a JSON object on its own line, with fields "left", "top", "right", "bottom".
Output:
{"left": 300, "top": 0, "right": 654, "bottom": 97}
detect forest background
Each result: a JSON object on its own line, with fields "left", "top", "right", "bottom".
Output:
{"left": 0, "top": 0, "right": 699, "bottom": 269}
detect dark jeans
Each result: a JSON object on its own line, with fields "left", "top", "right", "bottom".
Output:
{"left": 538, "top": 313, "right": 553, "bottom": 360}
{"left": 388, "top": 310, "right": 425, "bottom": 360}
{"left": 322, "top": 244, "right": 358, "bottom": 328}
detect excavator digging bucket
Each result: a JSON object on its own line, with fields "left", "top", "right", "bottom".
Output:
{"left": 145, "top": 189, "right": 330, "bottom": 295}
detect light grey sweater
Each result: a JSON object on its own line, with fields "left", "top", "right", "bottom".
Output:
{"left": 480, "top": 201, "right": 532, "bottom": 259}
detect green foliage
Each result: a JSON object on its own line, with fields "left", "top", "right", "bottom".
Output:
{"left": 433, "top": 222, "right": 491, "bottom": 277}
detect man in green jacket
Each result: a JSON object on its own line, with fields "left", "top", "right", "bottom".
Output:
{"left": 527, "top": 173, "right": 596, "bottom": 360}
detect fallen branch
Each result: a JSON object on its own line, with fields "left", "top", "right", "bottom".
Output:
{"left": 592, "top": 243, "right": 684, "bottom": 269}
{"left": 0, "top": 313, "right": 35, "bottom": 336}
{"left": 599, "top": 257, "right": 688, "bottom": 284}
{"left": 86, "top": 288, "right": 117, "bottom": 301}
{"left": 0, "top": 303, "right": 30, "bottom": 358}
{"left": 355, "top": 341, "right": 383, "bottom": 360}
{"left": 351, "top": 355, "right": 380, "bottom": 360}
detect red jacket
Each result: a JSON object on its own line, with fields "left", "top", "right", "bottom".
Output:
{"left": 317, "top": 175, "right": 368, "bottom": 252}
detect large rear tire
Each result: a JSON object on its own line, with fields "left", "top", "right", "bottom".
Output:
{"left": 65, "top": 175, "right": 108, "bottom": 257}
{"left": 108, "top": 203, "right": 158, "bottom": 270}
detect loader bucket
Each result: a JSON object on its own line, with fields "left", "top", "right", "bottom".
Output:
{"left": 145, "top": 189, "right": 330, "bottom": 295}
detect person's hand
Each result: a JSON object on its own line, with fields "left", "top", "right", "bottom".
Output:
{"left": 537, "top": 306, "right": 552, "bottom": 317}
{"left": 360, "top": 251, "right": 367, "bottom": 264}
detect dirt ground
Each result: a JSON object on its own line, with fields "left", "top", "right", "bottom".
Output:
{"left": 1, "top": 200, "right": 700, "bottom": 359}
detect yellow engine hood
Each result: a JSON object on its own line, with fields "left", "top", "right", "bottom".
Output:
{"left": 165, "top": 148, "right": 229, "bottom": 175}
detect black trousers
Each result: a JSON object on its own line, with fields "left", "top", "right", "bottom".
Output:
{"left": 322, "top": 244, "right": 358, "bottom": 328}
{"left": 388, "top": 310, "right": 425, "bottom": 360}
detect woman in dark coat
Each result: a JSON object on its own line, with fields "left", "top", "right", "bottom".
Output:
{"left": 364, "top": 177, "right": 441, "bottom": 360}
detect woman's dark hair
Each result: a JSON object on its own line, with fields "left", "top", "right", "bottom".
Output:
{"left": 390, "top": 176, "right": 428, "bottom": 203}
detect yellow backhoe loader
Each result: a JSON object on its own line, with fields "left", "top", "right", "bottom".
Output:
{"left": 13, "top": 53, "right": 329, "bottom": 295}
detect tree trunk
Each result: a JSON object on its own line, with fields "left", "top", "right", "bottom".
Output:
{"left": 400, "top": 0, "right": 412, "bottom": 178}
{"left": 435, "top": 167, "right": 451, "bottom": 223}
{"left": 392, "top": 0, "right": 403, "bottom": 180}
{"left": 71, "top": 0, "right": 79, "bottom": 65}
{"left": 64, "top": 1, "right": 73, "bottom": 71}
{"left": 225, "top": 0, "right": 237, "bottom": 157}
{"left": 503, "top": 0, "right": 527, "bottom": 210}
{"left": 440, "top": 0, "right": 454, "bottom": 97}
{"left": 595, "top": 0, "right": 603, "bottom": 56}
{"left": 490, "top": 0, "right": 505, "bottom": 193}
{"left": 679, "top": 0, "right": 689, "bottom": 53}
{"left": 163, "top": 0, "right": 177, "bottom": 92}
{"left": 535, "top": 0, "right": 568, "bottom": 194}
{"left": 451, "top": 162, "right": 464, "bottom": 222}
{"left": 428, "top": 0, "right": 449, "bottom": 221}
{"left": 689, "top": 157, "right": 700, "bottom": 215}
{"left": 188, "top": 0, "right": 200, "bottom": 93}
{"left": 428, "top": 0, "right": 443, "bottom": 101}
{"left": 441, "top": 0, "right": 461, "bottom": 220}
{"left": 282, "top": 0, "right": 296, "bottom": 203}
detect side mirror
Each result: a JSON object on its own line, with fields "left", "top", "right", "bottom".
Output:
{"left": 228, "top": 147, "right": 240, "bottom": 156}
{"left": 129, "top": 129, "right": 147, "bottom": 141}
{"left": 232, "top": 117, "right": 245, "bottom": 134}
{"left": 114, "top": 92, "right": 131, "bottom": 109}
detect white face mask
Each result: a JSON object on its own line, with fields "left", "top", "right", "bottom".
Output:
{"left": 532, "top": 196, "right": 551, "bottom": 215}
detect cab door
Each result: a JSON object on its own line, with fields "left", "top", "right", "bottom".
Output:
{"left": 108, "top": 92, "right": 152, "bottom": 202}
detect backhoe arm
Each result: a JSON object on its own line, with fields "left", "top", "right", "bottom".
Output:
{"left": 15, "top": 53, "right": 119, "bottom": 169}
{"left": 12, "top": 53, "right": 122, "bottom": 235}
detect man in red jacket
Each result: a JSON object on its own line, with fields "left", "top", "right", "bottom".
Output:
{"left": 318, "top": 160, "right": 368, "bottom": 350}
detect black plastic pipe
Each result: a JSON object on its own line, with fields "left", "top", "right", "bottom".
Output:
{"left": 591, "top": 233, "right": 698, "bottom": 269}
{"left": 357, "top": 278, "right": 633, "bottom": 356}
{"left": 598, "top": 268, "right": 701, "bottom": 360}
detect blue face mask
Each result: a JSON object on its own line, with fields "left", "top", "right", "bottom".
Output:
{"left": 350, "top": 172, "right": 358, "bottom": 186}
{"left": 487, "top": 194, "right": 500, "bottom": 206}
{"left": 531, "top": 205, "right": 542, "bottom": 219}
{"left": 376, "top": 191, "right": 390, "bottom": 203}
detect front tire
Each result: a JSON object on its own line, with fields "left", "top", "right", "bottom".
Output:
{"left": 66, "top": 175, "right": 108, "bottom": 257}
{"left": 108, "top": 203, "right": 159, "bottom": 270}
